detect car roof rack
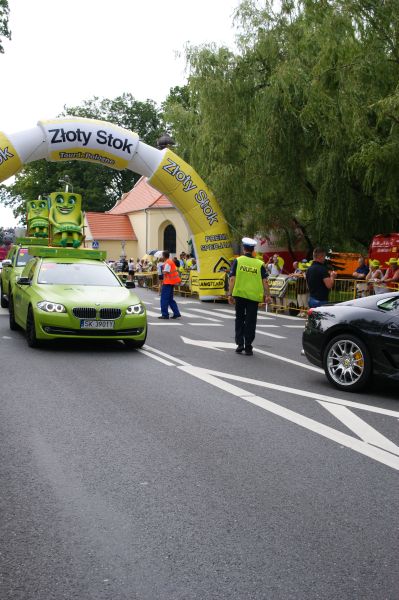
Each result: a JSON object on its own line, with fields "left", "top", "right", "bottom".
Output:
{"left": 27, "top": 246, "right": 106, "bottom": 261}
{"left": 16, "top": 237, "right": 50, "bottom": 246}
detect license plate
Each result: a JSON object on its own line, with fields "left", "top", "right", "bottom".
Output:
{"left": 80, "top": 320, "right": 114, "bottom": 330}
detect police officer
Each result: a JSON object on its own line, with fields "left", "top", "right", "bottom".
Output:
{"left": 228, "top": 237, "right": 271, "bottom": 356}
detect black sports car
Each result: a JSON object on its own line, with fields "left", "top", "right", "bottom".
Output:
{"left": 302, "top": 292, "right": 399, "bottom": 392}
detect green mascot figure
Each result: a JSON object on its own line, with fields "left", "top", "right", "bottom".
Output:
{"left": 27, "top": 198, "right": 49, "bottom": 238}
{"left": 49, "top": 192, "right": 84, "bottom": 248}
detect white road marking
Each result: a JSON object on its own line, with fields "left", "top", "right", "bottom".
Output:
{"left": 180, "top": 338, "right": 322, "bottom": 372}
{"left": 188, "top": 308, "right": 235, "bottom": 319}
{"left": 144, "top": 344, "right": 191, "bottom": 366}
{"left": 138, "top": 349, "right": 174, "bottom": 365}
{"left": 179, "top": 365, "right": 399, "bottom": 471}
{"left": 215, "top": 308, "right": 274, "bottom": 321}
{"left": 188, "top": 323, "right": 223, "bottom": 327}
{"left": 283, "top": 325, "right": 305, "bottom": 328}
{"left": 146, "top": 308, "right": 220, "bottom": 322}
{"left": 320, "top": 402, "right": 399, "bottom": 455}
{"left": 2, "top": 335, "right": 12, "bottom": 339}
{"left": 148, "top": 322, "right": 182, "bottom": 326}
{"left": 200, "top": 368, "right": 399, "bottom": 418}
{"left": 255, "top": 324, "right": 280, "bottom": 328}
{"left": 256, "top": 330, "right": 286, "bottom": 340}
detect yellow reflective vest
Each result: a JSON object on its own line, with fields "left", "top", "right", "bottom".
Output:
{"left": 232, "top": 255, "right": 265, "bottom": 302}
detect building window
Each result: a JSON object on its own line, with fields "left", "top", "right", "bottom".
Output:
{"left": 163, "top": 224, "right": 176, "bottom": 253}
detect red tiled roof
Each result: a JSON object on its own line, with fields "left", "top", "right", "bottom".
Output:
{"left": 108, "top": 176, "right": 173, "bottom": 214}
{"left": 85, "top": 212, "right": 137, "bottom": 240}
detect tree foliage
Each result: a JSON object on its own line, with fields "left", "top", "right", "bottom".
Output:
{"left": 163, "top": 0, "right": 399, "bottom": 251}
{"left": 0, "top": 0, "right": 11, "bottom": 53}
{"left": 5, "top": 94, "right": 164, "bottom": 220}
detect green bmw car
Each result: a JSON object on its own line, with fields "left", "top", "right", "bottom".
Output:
{"left": 1, "top": 245, "right": 33, "bottom": 308}
{"left": 9, "top": 247, "right": 147, "bottom": 349}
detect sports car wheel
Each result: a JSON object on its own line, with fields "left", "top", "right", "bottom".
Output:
{"left": 323, "top": 334, "right": 371, "bottom": 392}
{"left": 0, "top": 281, "right": 8, "bottom": 308}
{"left": 26, "top": 306, "right": 40, "bottom": 348}
{"left": 9, "top": 296, "right": 18, "bottom": 330}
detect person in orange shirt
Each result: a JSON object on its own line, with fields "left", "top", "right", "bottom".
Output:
{"left": 158, "top": 251, "right": 182, "bottom": 319}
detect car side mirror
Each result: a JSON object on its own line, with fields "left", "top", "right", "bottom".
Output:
{"left": 17, "top": 276, "right": 31, "bottom": 285}
{"left": 2, "top": 259, "right": 12, "bottom": 268}
{"left": 125, "top": 280, "right": 135, "bottom": 289}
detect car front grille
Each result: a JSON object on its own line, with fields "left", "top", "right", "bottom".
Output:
{"left": 99, "top": 308, "right": 121, "bottom": 320}
{"left": 72, "top": 307, "right": 122, "bottom": 320}
{"left": 73, "top": 307, "right": 96, "bottom": 319}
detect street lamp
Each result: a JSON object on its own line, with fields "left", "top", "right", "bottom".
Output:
{"left": 58, "top": 174, "right": 73, "bottom": 192}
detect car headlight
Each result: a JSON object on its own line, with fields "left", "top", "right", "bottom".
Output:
{"left": 37, "top": 301, "right": 66, "bottom": 313}
{"left": 126, "top": 303, "right": 145, "bottom": 315}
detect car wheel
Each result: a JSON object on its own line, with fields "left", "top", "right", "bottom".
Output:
{"left": 124, "top": 328, "right": 147, "bottom": 350}
{"left": 0, "top": 281, "right": 8, "bottom": 308}
{"left": 9, "top": 296, "right": 18, "bottom": 330}
{"left": 26, "top": 306, "right": 40, "bottom": 348}
{"left": 323, "top": 334, "right": 371, "bottom": 392}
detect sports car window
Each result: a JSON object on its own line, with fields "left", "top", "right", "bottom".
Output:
{"left": 377, "top": 297, "right": 399, "bottom": 312}
{"left": 16, "top": 248, "right": 33, "bottom": 266}
{"left": 38, "top": 262, "right": 121, "bottom": 286}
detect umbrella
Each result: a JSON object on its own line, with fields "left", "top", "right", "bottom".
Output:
{"left": 141, "top": 254, "right": 154, "bottom": 261}
{"left": 154, "top": 250, "right": 164, "bottom": 259}
{"left": 148, "top": 250, "right": 158, "bottom": 255}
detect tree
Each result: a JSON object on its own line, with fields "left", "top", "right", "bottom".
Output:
{"left": 0, "top": 0, "right": 11, "bottom": 53}
{"left": 4, "top": 94, "right": 165, "bottom": 218}
{"left": 164, "top": 0, "right": 399, "bottom": 252}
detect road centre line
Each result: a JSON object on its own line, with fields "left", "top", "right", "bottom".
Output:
{"left": 178, "top": 365, "right": 399, "bottom": 471}
{"left": 255, "top": 324, "right": 279, "bottom": 328}
{"left": 283, "top": 325, "right": 305, "bottom": 328}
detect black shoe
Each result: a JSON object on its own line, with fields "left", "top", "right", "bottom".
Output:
{"left": 158, "top": 316, "right": 169, "bottom": 319}
{"left": 171, "top": 314, "right": 181, "bottom": 319}
{"left": 235, "top": 346, "right": 244, "bottom": 353}
{"left": 245, "top": 348, "right": 253, "bottom": 356}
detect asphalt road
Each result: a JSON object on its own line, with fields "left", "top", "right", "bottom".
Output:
{"left": 1, "top": 289, "right": 398, "bottom": 600}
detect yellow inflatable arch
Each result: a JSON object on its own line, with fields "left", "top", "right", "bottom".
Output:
{"left": 0, "top": 117, "right": 233, "bottom": 299}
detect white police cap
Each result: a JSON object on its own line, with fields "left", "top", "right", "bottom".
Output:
{"left": 242, "top": 237, "right": 257, "bottom": 247}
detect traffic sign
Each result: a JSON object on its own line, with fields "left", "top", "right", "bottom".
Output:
{"left": 92, "top": 240, "right": 99, "bottom": 249}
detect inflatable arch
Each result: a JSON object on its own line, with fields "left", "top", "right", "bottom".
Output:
{"left": 0, "top": 117, "right": 233, "bottom": 299}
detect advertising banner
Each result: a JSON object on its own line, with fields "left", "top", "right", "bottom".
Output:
{"left": 149, "top": 149, "right": 233, "bottom": 298}
{"left": 39, "top": 118, "right": 140, "bottom": 170}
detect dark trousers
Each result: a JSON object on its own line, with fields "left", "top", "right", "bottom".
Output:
{"left": 160, "top": 284, "right": 180, "bottom": 317}
{"left": 308, "top": 297, "right": 328, "bottom": 308}
{"left": 235, "top": 296, "right": 259, "bottom": 350}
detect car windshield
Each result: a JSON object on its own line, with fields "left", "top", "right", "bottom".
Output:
{"left": 37, "top": 262, "right": 121, "bottom": 287}
{"left": 377, "top": 297, "right": 399, "bottom": 312}
{"left": 17, "top": 248, "right": 32, "bottom": 266}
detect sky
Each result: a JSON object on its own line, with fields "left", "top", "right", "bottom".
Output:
{"left": 0, "top": 0, "right": 240, "bottom": 227}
